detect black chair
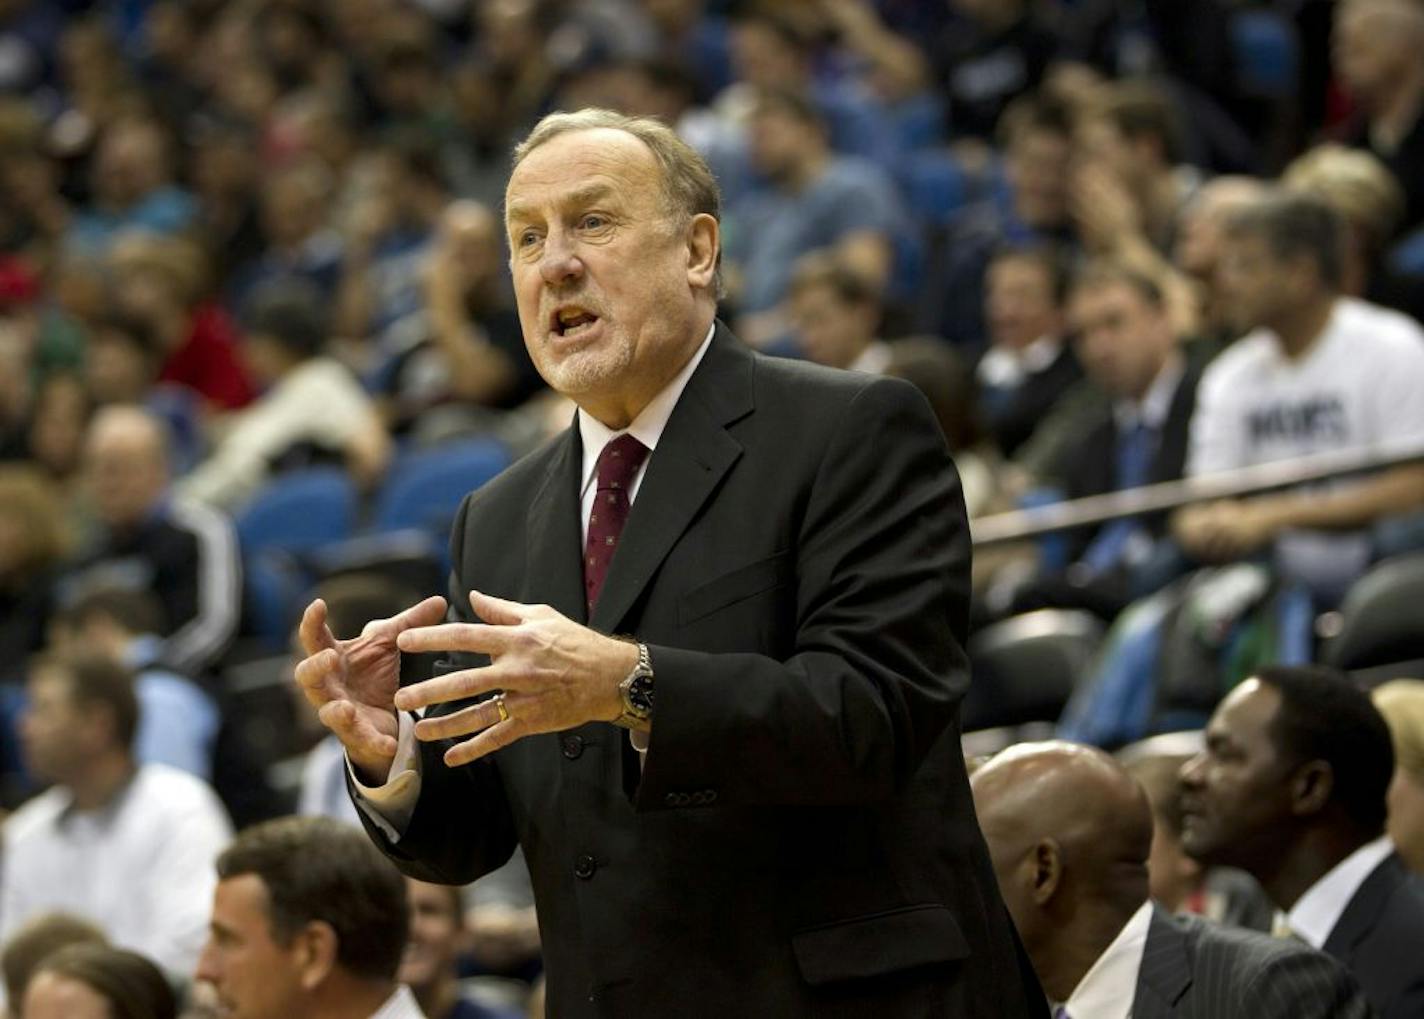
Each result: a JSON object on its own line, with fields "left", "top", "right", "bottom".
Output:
{"left": 964, "top": 609, "right": 1105, "bottom": 731}
{"left": 1320, "top": 550, "right": 1424, "bottom": 675}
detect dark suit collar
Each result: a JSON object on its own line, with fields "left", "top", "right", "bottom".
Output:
{"left": 524, "top": 322, "right": 754, "bottom": 632}
{"left": 1135, "top": 904, "right": 1193, "bottom": 1013}
{"left": 589, "top": 322, "right": 752, "bottom": 632}
{"left": 1323, "top": 851, "right": 1410, "bottom": 960}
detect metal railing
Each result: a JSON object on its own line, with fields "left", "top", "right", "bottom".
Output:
{"left": 970, "top": 439, "right": 1424, "bottom": 547}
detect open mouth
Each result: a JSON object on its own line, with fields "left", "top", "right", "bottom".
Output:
{"left": 551, "top": 305, "right": 600, "bottom": 339}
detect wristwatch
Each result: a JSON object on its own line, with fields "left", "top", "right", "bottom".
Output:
{"left": 617, "top": 641, "right": 654, "bottom": 726}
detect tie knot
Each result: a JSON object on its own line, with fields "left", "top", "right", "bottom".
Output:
{"left": 595, "top": 434, "right": 649, "bottom": 493}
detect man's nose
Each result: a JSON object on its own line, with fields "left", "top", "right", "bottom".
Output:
{"left": 539, "top": 231, "right": 584, "bottom": 285}
{"left": 1179, "top": 753, "right": 1205, "bottom": 788}
{"left": 194, "top": 941, "right": 218, "bottom": 983}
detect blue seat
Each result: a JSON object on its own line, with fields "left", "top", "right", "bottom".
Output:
{"left": 233, "top": 468, "right": 358, "bottom": 647}
{"left": 234, "top": 467, "right": 358, "bottom": 556}
{"left": 1232, "top": 9, "right": 1298, "bottom": 98}
{"left": 1388, "top": 227, "right": 1424, "bottom": 277}
{"left": 896, "top": 149, "right": 972, "bottom": 229}
{"left": 373, "top": 438, "right": 509, "bottom": 540}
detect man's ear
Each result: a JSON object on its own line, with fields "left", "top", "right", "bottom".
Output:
{"left": 1028, "top": 839, "right": 1064, "bottom": 906}
{"left": 685, "top": 213, "right": 719, "bottom": 290}
{"left": 295, "top": 921, "right": 339, "bottom": 992}
{"left": 1289, "top": 760, "right": 1334, "bottom": 818}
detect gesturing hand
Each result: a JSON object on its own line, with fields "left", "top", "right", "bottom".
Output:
{"left": 293, "top": 594, "right": 449, "bottom": 781}
{"left": 394, "top": 591, "right": 639, "bottom": 767}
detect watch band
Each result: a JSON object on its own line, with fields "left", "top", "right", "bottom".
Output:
{"left": 617, "top": 641, "right": 654, "bottom": 727}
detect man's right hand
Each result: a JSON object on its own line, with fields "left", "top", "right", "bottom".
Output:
{"left": 294, "top": 595, "right": 449, "bottom": 782}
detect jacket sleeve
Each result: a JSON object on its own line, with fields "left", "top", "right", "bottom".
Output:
{"left": 351, "top": 496, "right": 520, "bottom": 885}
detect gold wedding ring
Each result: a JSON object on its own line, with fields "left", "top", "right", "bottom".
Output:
{"left": 493, "top": 693, "right": 510, "bottom": 723}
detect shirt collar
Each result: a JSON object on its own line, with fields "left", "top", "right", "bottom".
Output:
{"left": 1286, "top": 835, "right": 1395, "bottom": 948}
{"left": 367, "top": 984, "right": 427, "bottom": 1018}
{"left": 848, "top": 340, "right": 892, "bottom": 375}
{"left": 1061, "top": 899, "right": 1153, "bottom": 1019}
{"left": 1114, "top": 351, "right": 1184, "bottom": 433}
{"left": 577, "top": 321, "right": 716, "bottom": 496}
{"left": 977, "top": 334, "right": 1064, "bottom": 388}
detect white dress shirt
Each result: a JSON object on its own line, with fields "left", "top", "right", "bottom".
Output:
{"left": 1058, "top": 899, "right": 1153, "bottom": 1019}
{"left": 1113, "top": 351, "right": 1184, "bottom": 435}
{"left": 976, "top": 334, "right": 1065, "bottom": 389}
{"left": 352, "top": 321, "right": 718, "bottom": 841}
{"left": 1285, "top": 835, "right": 1395, "bottom": 948}
{"left": 0, "top": 764, "right": 233, "bottom": 991}
{"left": 369, "top": 984, "right": 427, "bottom": 1018}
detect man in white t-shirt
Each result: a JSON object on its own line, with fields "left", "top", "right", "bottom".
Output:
{"left": 1174, "top": 192, "right": 1424, "bottom": 589}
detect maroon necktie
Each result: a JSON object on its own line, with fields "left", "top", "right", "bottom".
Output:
{"left": 584, "top": 433, "right": 649, "bottom": 614}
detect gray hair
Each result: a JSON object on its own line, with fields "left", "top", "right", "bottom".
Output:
{"left": 510, "top": 108, "right": 723, "bottom": 294}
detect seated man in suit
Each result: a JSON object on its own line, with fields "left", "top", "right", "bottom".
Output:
{"left": 972, "top": 740, "right": 1370, "bottom": 1018}
{"left": 975, "top": 245, "right": 1082, "bottom": 459}
{"left": 1009, "top": 259, "right": 1200, "bottom": 619}
{"left": 1180, "top": 664, "right": 1424, "bottom": 1018}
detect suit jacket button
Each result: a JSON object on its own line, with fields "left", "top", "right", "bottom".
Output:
{"left": 561, "top": 734, "right": 584, "bottom": 759}
{"left": 705, "top": 789, "right": 718, "bottom": 803}
{"left": 574, "top": 854, "right": 597, "bottom": 880}
{"left": 665, "top": 792, "right": 679, "bottom": 806}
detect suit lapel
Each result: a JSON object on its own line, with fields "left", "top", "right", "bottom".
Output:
{"left": 524, "top": 424, "right": 589, "bottom": 623}
{"left": 1134, "top": 906, "right": 1192, "bottom": 1017}
{"left": 589, "top": 324, "right": 754, "bottom": 634}
{"left": 1323, "top": 852, "right": 1406, "bottom": 962}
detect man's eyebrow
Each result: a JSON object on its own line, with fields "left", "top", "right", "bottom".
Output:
{"left": 505, "top": 183, "right": 618, "bottom": 224}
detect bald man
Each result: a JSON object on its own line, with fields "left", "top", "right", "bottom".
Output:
{"left": 972, "top": 742, "right": 1371, "bottom": 1019}
{"left": 60, "top": 405, "right": 240, "bottom": 673}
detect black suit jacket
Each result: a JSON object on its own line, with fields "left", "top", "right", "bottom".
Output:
{"left": 358, "top": 325, "right": 1045, "bottom": 1017}
{"left": 1132, "top": 905, "right": 1372, "bottom": 1018}
{"left": 979, "top": 342, "right": 1085, "bottom": 459}
{"left": 1322, "top": 852, "right": 1424, "bottom": 1019}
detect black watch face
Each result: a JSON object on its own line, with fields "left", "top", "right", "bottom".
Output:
{"left": 629, "top": 673, "right": 655, "bottom": 712}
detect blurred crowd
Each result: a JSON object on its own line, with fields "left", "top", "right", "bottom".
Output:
{"left": 3, "top": 0, "right": 1424, "bottom": 1015}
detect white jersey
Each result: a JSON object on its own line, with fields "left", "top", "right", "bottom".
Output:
{"left": 1189, "top": 297, "right": 1424, "bottom": 477}
{"left": 1188, "top": 298, "right": 1424, "bottom": 589}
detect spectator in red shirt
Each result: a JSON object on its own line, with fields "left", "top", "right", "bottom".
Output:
{"left": 106, "top": 234, "right": 254, "bottom": 412}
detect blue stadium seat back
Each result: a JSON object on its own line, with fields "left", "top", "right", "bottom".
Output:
{"left": 234, "top": 467, "right": 359, "bottom": 557}
{"left": 148, "top": 383, "right": 206, "bottom": 475}
{"left": 1321, "top": 550, "right": 1424, "bottom": 670}
{"left": 964, "top": 609, "right": 1106, "bottom": 730}
{"left": 243, "top": 547, "right": 310, "bottom": 650}
{"left": 1388, "top": 226, "right": 1424, "bottom": 276}
{"left": 311, "top": 530, "right": 446, "bottom": 600}
{"left": 883, "top": 93, "right": 947, "bottom": 155}
{"left": 1231, "top": 9, "right": 1298, "bottom": 98}
{"left": 373, "top": 437, "right": 510, "bottom": 539}
{"left": 897, "top": 149, "right": 972, "bottom": 228}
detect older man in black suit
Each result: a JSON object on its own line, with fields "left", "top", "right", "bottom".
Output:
{"left": 293, "top": 108, "right": 1044, "bottom": 1017}
{"left": 973, "top": 741, "right": 1370, "bottom": 1018}
{"left": 1181, "top": 665, "right": 1424, "bottom": 1018}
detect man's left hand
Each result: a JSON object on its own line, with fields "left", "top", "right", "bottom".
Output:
{"left": 394, "top": 591, "right": 638, "bottom": 766}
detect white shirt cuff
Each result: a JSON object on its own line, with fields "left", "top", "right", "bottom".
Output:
{"left": 347, "top": 711, "right": 423, "bottom": 842}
